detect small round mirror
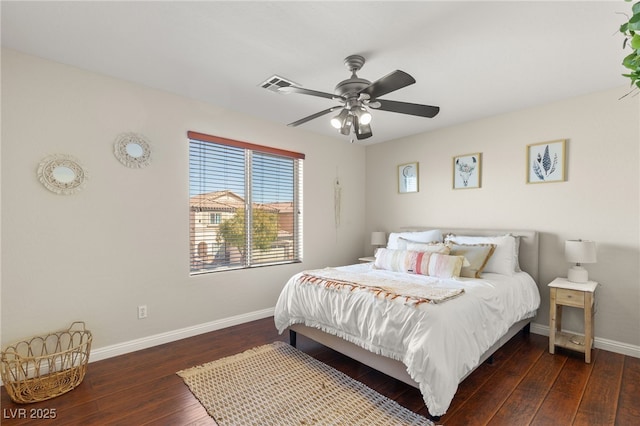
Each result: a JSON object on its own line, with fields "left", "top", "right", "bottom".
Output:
{"left": 114, "top": 133, "right": 151, "bottom": 168}
{"left": 52, "top": 166, "right": 76, "bottom": 183}
{"left": 37, "top": 154, "right": 87, "bottom": 195}
{"left": 125, "top": 142, "right": 144, "bottom": 158}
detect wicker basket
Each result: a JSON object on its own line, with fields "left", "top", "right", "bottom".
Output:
{"left": 1, "top": 321, "right": 92, "bottom": 404}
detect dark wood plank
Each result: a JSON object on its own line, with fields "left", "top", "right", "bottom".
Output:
{"left": 574, "top": 349, "right": 624, "bottom": 425}
{"left": 616, "top": 355, "right": 640, "bottom": 425}
{"left": 2, "top": 317, "right": 638, "bottom": 426}
{"left": 489, "top": 350, "right": 566, "bottom": 425}
{"left": 530, "top": 350, "right": 595, "bottom": 426}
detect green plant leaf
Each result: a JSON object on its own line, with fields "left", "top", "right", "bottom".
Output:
{"left": 623, "top": 52, "right": 639, "bottom": 68}
{"left": 621, "top": 2, "right": 640, "bottom": 88}
{"left": 629, "top": 13, "right": 640, "bottom": 31}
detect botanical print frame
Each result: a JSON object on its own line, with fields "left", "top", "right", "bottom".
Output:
{"left": 453, "top": 153, "right": 482, "bottom": 189}
{"left": 526, "top": 139, "right": 566, "bottom": 184}
{"left": 398, "top": 162, "right": 419, "bottom": 193}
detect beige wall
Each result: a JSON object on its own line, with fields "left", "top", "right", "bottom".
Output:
{"left": 365, "top": 86, "right": 640, "bottom": 351}
{"left": 3, "top": 48, "right": 638, "bottom": 359}
{"left": 0, "top": 49, "right": 366, "bottom": 349}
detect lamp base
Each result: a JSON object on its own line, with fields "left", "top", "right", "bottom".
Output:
{"left": 568, "top": 266, "right": 588, "bottom": 283}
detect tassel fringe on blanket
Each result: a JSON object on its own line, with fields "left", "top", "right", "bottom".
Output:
{"left": 299, "top": 268, "right": 465, "bottom": 306}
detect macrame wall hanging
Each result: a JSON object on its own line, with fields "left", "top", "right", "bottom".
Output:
{"left": 37, "top": 154, "right": 88, "bottom": 195}
{"left": 334, "top": 174, "right": 342, "bottom": 230}
{"left": 113, "top": 132, "right": 152, "bottom": 168}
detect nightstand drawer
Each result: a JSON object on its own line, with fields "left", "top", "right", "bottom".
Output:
{"left": 556, "top": 288, "right": 585, "bottom": 307}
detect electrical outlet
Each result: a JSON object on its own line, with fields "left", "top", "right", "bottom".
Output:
{"left": 137, "top": 305, "right": 148, "bottom": 319}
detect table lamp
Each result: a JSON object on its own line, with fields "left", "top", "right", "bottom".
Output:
{"left": 565, "top": 239, "right": 596, "bottom": 283}
{"left": 371, "top": 232, "right": 386, "bottom": 254}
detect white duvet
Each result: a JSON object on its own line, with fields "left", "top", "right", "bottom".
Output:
{"left": 274, "top": 263, "right": 540, "bottom": 416}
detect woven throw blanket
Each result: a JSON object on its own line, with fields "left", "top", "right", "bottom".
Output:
{"left": 177, "top": 341, "right": 432, "bottom": 426}
{"left": 299, "top": 268, "right": 465, "bottom": 305}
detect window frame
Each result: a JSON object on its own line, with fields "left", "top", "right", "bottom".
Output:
{"left": 188, "top": 131, "right": 304, "bottom": 275}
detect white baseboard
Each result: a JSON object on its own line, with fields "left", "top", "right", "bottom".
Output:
{"left": 530, "top": 322, "right": 640, "bottom": 359}
{"left": 90, "top": 316, "right": 640, "bottom": 365}
{"left": 89, "top": 307, "right": 275, "bottom": 363}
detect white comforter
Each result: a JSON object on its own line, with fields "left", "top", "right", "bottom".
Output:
{"left": 274, "top": 263, "right": 540, "bottom": 416}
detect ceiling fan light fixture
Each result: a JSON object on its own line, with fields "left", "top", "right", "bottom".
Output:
{"left": 356, "top": 106, "right": 372, "bottom": 125}
{"left": 353, "top": 116, "right": 372, "bottom": 140}
{"left": 356, "top": 121, "right": 371, "bottom": 135}
{"left": 340, "top": 113, "right": 353, "bottom": 135}
{"left": 331, "top": 108, "right": 350, "bottom": 129}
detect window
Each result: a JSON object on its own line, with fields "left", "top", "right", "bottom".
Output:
{"left": 188, "top": 131, "right": 304, "bottom": 274}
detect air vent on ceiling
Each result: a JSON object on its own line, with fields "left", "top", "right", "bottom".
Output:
{"left": 260, "top": 75, "right": 298, "bottom": 93}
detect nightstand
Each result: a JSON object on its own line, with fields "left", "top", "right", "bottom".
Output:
{"left": 548, "top": 277, "right": 598, "bottom": 363}
{"left": 358, "top": 256, "right": 375, "bottom": 263}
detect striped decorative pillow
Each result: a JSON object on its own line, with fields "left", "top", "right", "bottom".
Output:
{"left": 374, "top": 248, "right": 464, "bottom": 278}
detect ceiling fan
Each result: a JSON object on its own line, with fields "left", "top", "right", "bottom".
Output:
{"left": 279, "top": 54, "right": 440, "bottom": 140}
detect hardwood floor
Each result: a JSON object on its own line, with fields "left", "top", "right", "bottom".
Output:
{"left": 2, "top": 317, "right": 638, "bottom": 425}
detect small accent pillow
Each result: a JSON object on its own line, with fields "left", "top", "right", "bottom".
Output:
{"left": 387, "top": 230, "right": 443, "bottom": 250}
{"left": 374, "top": 248, "right": 464, "bottom": 278}
{"left": 448, "top": 243, "right": 496, "bottom": 278}
{"left": 405, "top": 241, "right": 451, "bottom": 254}
{"left": 445, "top": 234, "right": 519, "bottom": 275}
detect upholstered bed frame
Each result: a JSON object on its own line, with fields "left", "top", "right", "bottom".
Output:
{"left": 288, "top": 228, "right": 539, "bottom": 404}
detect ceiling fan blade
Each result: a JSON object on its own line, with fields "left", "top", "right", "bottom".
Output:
{"left": 360, "top": 70, "right": 416, "bottom": 99}
{"left": 287, "top": 106, "right": 343, "bottom": 127}
{"left": 279, "top": 86, "right": 340, "bottom": 100}
{"left": 373, "top": 99, "right": 440, "bottom": 118}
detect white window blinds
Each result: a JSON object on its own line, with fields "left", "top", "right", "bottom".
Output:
{"left": 188, "top": 131, "right": 303, "bottom": 274}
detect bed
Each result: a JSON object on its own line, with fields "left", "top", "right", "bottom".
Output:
{"left": 274, "top": 228, "right": 540, "bottom": 418}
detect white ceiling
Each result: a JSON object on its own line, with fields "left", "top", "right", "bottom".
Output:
{"left": 1, "top": 1, "right": 629, "bottom": 145}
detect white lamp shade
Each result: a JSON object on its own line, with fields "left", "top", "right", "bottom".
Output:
{"left": 371, "top": 231, "right": 386, "bottom": 246}
{"left": 565, "top": 240, "right": 597, "bottom": 264}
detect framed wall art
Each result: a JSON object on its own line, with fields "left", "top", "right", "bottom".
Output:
{"left": 398, "top": 162, "right": 419, "bottom": 193}
{"left": 453, "top": 153, "right": 482, "bottom": 189}
{"left": 527, "top": 139, "right": 566, "bottom": 183}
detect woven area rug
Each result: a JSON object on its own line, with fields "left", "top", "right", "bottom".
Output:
{"left": 177, "top": 341, "right": 433, "bottom": 426}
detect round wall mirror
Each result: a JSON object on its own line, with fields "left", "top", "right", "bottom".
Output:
{"left": 125, "top": 142, "right": 145, "bottom": 158}
{"left": 52, "top": 166, "right": 76, "bottom": 183}
{"left": 114, "top": 133, "right": 151, "bottom": 168}
{"left": 37, "top": 154, "right": 87, "bottom": 195}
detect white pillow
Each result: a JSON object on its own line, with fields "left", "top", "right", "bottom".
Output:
{"left": 445, "top": 234, "right": 519, "bottom": 275}
{"left": 405, "top": 241, "right": 451, "bottom": 254}
{"left": 387, "top": 230, "right": 443, "bottom": 250}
